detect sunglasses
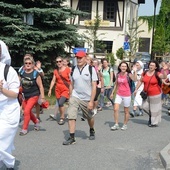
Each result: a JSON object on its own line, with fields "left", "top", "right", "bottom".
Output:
{"left": 25, "top": 62, "right": 32, "bottom": 65}
{"left": 56, "top": 60, "right": 62, "bottom": 63}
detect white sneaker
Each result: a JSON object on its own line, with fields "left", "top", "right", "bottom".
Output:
{"left": 111, "top": 124, "right": 119, "bottom": 131}
{"left": 49, "top": 114, "right": 57, "bottom": 120}
{"left": 93, "top": 108, "right": 97, "bottom": 116}
{"left": 121, "top": 124, "right": 127, "bottom": 131}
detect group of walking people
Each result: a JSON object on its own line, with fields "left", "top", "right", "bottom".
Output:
{"left": 0, "top": 38, "right": 169, "bottom": 169}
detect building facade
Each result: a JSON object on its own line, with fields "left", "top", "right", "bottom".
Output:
{"left": 64, "top": 0, "right": 151, "bottom": 58}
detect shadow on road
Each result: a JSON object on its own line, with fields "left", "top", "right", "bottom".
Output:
{"left": 63, "top": 130, "right": 88, "bottom": 140}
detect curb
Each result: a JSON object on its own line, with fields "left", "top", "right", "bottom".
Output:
{"left": 160, "top": 143, "right": 170, "bottom": 170}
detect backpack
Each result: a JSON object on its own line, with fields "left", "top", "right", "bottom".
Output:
{"left": 20, "top": 68, "right": 38, "bottom": 79}
{"left": 4, "top": 65, "right": 38, "bottom": 105}
{"left": 127, "top": 74, "right": 135, "bottom": 94}
{"left": 4, "top": 64, "right": 23, "bottom": 105}
{"left": 102, "top": 67, "right": 116, "bottom": 83}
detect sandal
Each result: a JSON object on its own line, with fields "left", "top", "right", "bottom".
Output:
{"left": 58, "top": 118, "right": 65, "bottom": 125}
{"left": 97, "top": 107, "right": 102, "bottom": 111}
{"left": 19, "top": 129, "right": 28, "bottom": 136}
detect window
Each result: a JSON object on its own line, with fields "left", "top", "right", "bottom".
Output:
{"left": 79, "top": 0, "right": 92, "bottom": 21}
{"left": 95, "top": 41, "right": 113, "bottom": 53}
{"left": 103, "top": 1, "right": 116, "bottom": 21}
{"left": 138, "top": 38, "right": 150, "bottom": 52}
{"left": 103, "top": 41, "right": 113, "bottom": 53}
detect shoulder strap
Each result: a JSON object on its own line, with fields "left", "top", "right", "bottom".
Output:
{"left": 108, "top": 67, "right": 111, "bottom": 74}
{"left": 127, "top": 73, "right": 131, "bottom": 86}
{"left": 20, "top": 69, "right": 25, "bottom": 76}
{"left": 89, "top": 65, "right": 92, "bottom": 82}
{"left": 4, "top": 64, "right": 10, "bottom": 81}
{"left": 33, "top": 70, "right": 38, "bottom": 79}
{"left": 71, "top": 66, "right": 76, "bottom": 77}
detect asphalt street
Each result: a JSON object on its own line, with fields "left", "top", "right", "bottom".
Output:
{"left": 3, "top": 105, "right": 170, "bottom": 170}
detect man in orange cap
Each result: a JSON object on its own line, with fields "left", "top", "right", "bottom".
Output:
{"left": 63, "top": 51, "right": 98, "bottom": 145}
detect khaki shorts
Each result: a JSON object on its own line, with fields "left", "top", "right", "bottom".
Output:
{"left": 67, "top": 96, "right": 93, "bottom": 120}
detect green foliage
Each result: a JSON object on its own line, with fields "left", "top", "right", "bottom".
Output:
{"left": 153, "top": 0, "right": 170, "bottom": 54}
{"left": 81, "top": 11, "right": 105, "bottom": 53}
{"left": 106, "top": 53, "right": 115, "bottom": 66}
{"left": 139, "top": 0, "right": 170, "bottom": 55}
{"left": 0, "top": 0, "right": 83, "bottom": 89}
{"left": 138, "top": 16, "right": 154, "bottom": 31}
{"left": 116, "top": 47, "right": 124, "bottom": 60}
{"left": 122, "top": 19, "right": 144, "bottom": 61}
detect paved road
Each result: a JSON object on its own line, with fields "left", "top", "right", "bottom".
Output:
{"left": 4, "top": 105, "right": 170, "bottom": 170}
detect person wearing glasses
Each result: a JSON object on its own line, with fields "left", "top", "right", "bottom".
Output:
{"left": 134, "top": 60, "right": 167, "bottom": 127}
{"left": 18, "top": 54, "right": 45, "bottom": 121}
{"left": 0, "top": 40, "right": 20, "bottom": 170}
{"left": 19, "top": 57, "right": 45, "bottom": 135}
{"left": 48, "top": 57, "right": 71, "bottom": 125}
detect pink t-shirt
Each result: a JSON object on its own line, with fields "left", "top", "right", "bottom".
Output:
{"left": 117, "top": 74, "right": 131, "bottom": 97}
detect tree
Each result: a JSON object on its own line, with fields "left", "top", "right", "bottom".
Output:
{"left": 0, "top": 1, "right": 80, "bottom": 60}
{"left": 123, "top": 19, "right": 144, "bottom": 61}
{"left": 106, "top": 53, "right": 115, "bottom": 66}
{"left": 81, "top": 11, "right": 106, "bottom": 55}
{"left": 139, "top": 0, "right": 170, "bottom": 55}
{"left": 116, "top": 47, "right": 124, "bottom": 60}
{"left": 0, "top": 0, "right": 83, "bottom": 89}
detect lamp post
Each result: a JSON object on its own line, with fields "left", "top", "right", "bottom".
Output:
{"left": 151, "top": 0, "right": 158, "bottom": 60}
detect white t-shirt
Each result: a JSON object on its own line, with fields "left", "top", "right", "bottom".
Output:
{"left": 71, "top": 64, "right": 98, "bottom": 101}
{"left": 0, "top": 62, "right": 20, "bottom": 123}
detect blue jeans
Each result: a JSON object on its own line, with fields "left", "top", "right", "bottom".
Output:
{"left": 99, "top": 87, "right": 114, "bottom": 108}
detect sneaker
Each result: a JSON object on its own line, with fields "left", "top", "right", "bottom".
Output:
{"left": 49, "top": 114, "right": 57, "bottom": 120}
{"left": 111, "top": 124, "right": 119, "bottom": 131}
{"left": 130, "top": 110, "right": 137, "bottom": 117}
{"left": 63, "top": 137, "right": 76, "bottom": 145}
{"left": 89, "top": 129, "right": 95, "bottom": 140}
{"left": 105, "top": 102, "right": 112, "bottom": 107}
{"left": 34, "top": 120, "right": 40, "bottom": 131}
{"left": 19, "top": 129, "right": 28, "bottom": 136}
{"left": 121, "top": 124, "right": 127, "bottom": 131}
{"left": 58, "top": 118, "right": 65, "bottom": 125}
{"left": 138, "top": 109, "right": 143, "bottom": 116}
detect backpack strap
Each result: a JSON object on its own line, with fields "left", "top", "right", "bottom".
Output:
{"left": 20, "top": 68, "right": 25, "bottom": 76}
{"left": 127, "top": 73, "right": 131, "bottom": 87}
{"left": 33, "top": 70, "right": 38, "bottom": 79}
{"left": 4, "top": 64, "right": 10, "bottom": 81}
{"left": 108, "top": 67, "right": 110, "bottom": 74}
{"left": 88, "top": 65, "right": 92, "bottom": 82}
{"left": 71, "top": 66, "right": 76, "bottom": 77}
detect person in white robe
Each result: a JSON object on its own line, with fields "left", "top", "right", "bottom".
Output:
{"left": 0, "top": 40, "right": 20, "bottom": 170}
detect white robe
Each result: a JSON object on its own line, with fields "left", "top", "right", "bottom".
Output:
{"left": 0, "top": 62, "right": 20, "bottom": 168}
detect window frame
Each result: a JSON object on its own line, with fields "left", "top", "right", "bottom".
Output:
{"left": 103, "top": 0, "right": 116, "bottom": 22}
{"left": 79, "top": 0, "right": 92, "bottom": 21}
